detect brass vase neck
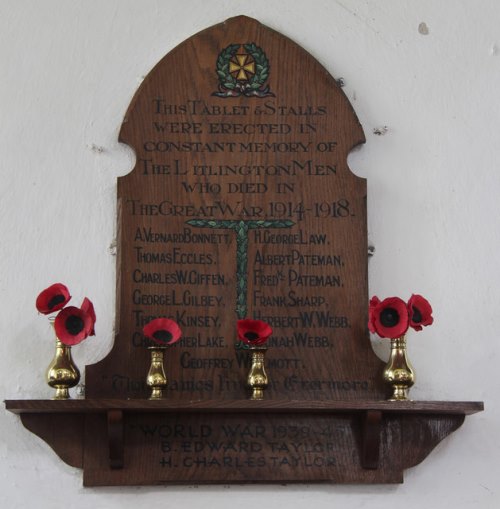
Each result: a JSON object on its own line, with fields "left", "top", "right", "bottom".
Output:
{"left": 391, "top": 335, "right": 407, "bottom": 350}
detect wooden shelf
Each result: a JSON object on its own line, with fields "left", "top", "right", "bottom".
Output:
{"left": 5, "top": 398, "right": 483, "bottom": 485}
{"left": 5, "top": 398, "right": 484, "bottom": 415}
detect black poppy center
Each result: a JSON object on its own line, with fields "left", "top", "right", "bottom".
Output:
{"left": 48, "top": 294, "right": 65, "bottom": 310}
{"left": 65, "top": 315, "right": 84, "bottom": 335}
{"left": 153, "top": 330, "right": 173, "bottom": 343}
{"left": 244, "top": 331, "right": 259, "bottom": 341}
{"left": 380, "top": 307, "right": 400, "bottom": 328}
{"left": 412, "top": 306, "right": 422, "bottom": 323}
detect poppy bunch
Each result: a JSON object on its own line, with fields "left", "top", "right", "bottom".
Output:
{"left": 36, "top": 283, "right": 96, "bottom": 345}
{"left": 143, "top": 318, "right": 182, "bottom": 346}
{"left": 237, "top": 319, "right": 273, "bottom": 347}
{"left": 368, "top": 294, "right": 433, "bottom": 339}
{"left": 141, "top": 317, "right": 272, "bottom": 348}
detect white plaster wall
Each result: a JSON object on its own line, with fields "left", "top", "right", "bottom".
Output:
{"left": 0, "top": 0, "right": 497, "bottom": 507}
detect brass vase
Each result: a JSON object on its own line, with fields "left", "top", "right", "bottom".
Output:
{"left": 46, "top": 338, "right": 81, "bottom": 400}
{"left": 247, "top": 347, "right": 268, "bottom": 400}
{"left": 383, "top": 335, "right": 415, "bottom": 401}
{"left": 147, "top": 346, "right": 168, "bottom": 400}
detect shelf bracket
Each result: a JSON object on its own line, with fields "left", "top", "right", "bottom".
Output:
{"left": 107, "top": 409, "right": 124, "bottom": 469}
{"left": 361, "top": 410, "right": 382, "bottom": 469}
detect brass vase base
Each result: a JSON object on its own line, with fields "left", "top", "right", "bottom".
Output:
{"left": 251, "top": 388, "right": 265, "bottom": 400}
{"left": 149, "top": 388, "right": 165, "bottom": 400}
{"left": 52, "top": 387, "right": 72, "bottom": 400}
{"left": 388, "top": 384, "right": 412, "bottom": 402}
{"left": 147, "top": 346, "right": 168, "bottom": 400}
{"left": 247, "top": 347, "right": 268, "bottom": 400}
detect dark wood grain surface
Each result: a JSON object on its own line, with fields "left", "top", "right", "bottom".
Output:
{"left": 6, "top": 399, "right": 484, "bottom": 415}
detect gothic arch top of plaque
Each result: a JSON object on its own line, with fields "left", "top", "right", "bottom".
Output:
{"left": 86, "top": 15, "right": 383, "bottom": 401}
{"left": 6, "top": 16, "right": 483, "bottom": 487}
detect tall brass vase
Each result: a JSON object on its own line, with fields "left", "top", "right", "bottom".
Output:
{"left": 247, "top": 347, "right": 268, "bottom": 400}
{"left": 46, "top": 337, "right": 80, "bottom": 400}
{"left": 383, "top": 335, "right": 415, "bottom": 401}
{"left": 147, "top": 346, "right": 168, "bottom": 400}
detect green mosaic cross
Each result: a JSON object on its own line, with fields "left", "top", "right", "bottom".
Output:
{"left": 186, "top": 219, "right": 294, "bottom": 319}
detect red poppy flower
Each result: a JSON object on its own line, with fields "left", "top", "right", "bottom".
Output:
{"left": 369, "top": 295, "right": 381, "bottom": 311}
{"left": 237, "top": 319, "right": 273, "bottom": 346}
{"left": 368, "top": 296, "right": 409, "bottom": 339}
{"left": 81, "top": 297, "right": 96, "bottom": 336}
{"left": 143, "top": 318, "right": 182, "bottom": 346}
{"left": 408, "top": 294, "right": 433, "bottom": 331}
{"left": 54, "top": 306, "right": 92, "bottom": 346}
{"left": 368, "top": 296, "right": 382, "bottom": 334}
{"left": 36, "top": 283, "right": 71, "bottom": 314}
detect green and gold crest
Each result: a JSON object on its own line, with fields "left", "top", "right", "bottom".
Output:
{"left": 212, "top": 43, "right": 274, "bottom": 97}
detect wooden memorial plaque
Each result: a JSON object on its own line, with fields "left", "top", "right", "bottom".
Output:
{"left": 83, "top": 14, "right": 389, "bottom": 484}
{"left": 86, "top": 15, "right": 384, "bottom": 403}
{"left": 6, "top": 15, "right": 483, "bottom": 487}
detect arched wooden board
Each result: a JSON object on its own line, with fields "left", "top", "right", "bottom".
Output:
{"left": 87, "top": 15, "right": 385, "bottom": 402}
